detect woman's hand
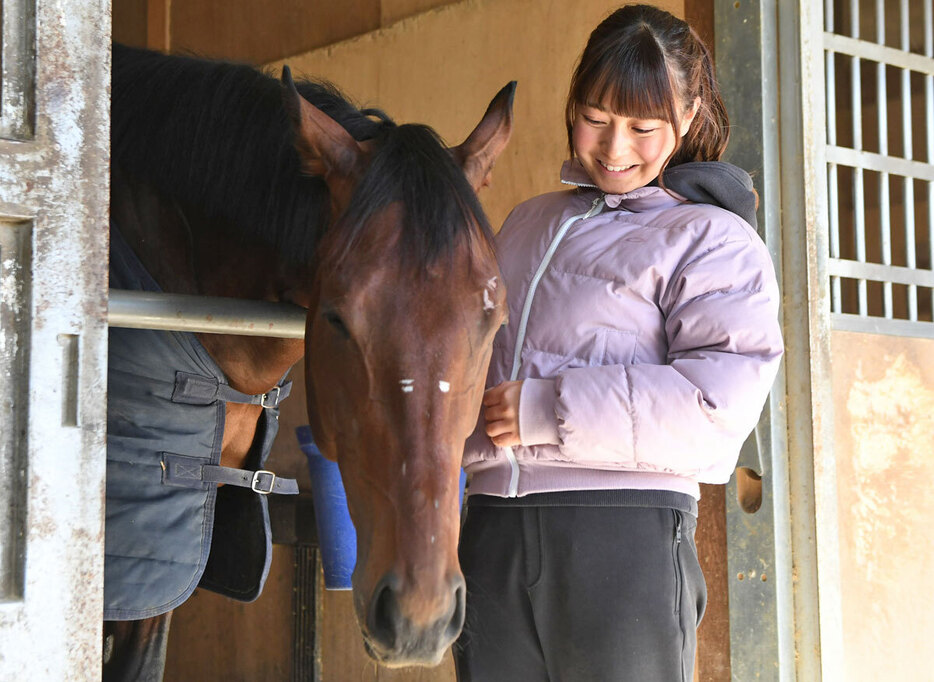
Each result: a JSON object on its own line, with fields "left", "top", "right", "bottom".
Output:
{"left": 483, "top": 380, "right": 523, "bottom": 447}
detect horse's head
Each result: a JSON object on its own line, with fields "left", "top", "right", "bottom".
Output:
{"left": 283, "top": 71, "right": 513, "bottom": 666}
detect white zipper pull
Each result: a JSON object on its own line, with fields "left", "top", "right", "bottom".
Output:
{"left": 585, "top": 196, "right": 604, "bottom": 218}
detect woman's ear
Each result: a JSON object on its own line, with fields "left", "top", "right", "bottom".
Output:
{"left": 680, "top": 96, "right": 701, "bottom": 137}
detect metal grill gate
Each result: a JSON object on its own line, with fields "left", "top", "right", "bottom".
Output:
{"left": 825, "top": 0, "right": 934, "bottom": 338}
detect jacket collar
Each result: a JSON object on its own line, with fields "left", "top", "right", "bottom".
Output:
{"left": 559, "top": 159, "right": 686, "bottom": 212}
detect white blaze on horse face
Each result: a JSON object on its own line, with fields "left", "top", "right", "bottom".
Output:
{"left": 400, "top": 379, "right": 414, "bottom": 394}
{"left": 438, "top": 381, "right": 450, "bottom": 393}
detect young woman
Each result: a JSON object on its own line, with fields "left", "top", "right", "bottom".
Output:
{"left": 455, "top": 5, "right": 783, "bottom": 681}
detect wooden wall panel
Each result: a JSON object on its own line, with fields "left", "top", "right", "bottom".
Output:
{"left": 113, "top": 0, "right": 148, "bottom": 48}
{"left": 170, "top": 0, "right": 381, "bottom": 64}
{"left": 112, "top": 0, "right": 460, "bottom": 63}
{"left": 163, "top": 544, "right": 295, "bottom": 681}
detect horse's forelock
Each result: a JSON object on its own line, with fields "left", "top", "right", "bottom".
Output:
{"left": 328, "top": 124, "right": 494, "bottom": 271}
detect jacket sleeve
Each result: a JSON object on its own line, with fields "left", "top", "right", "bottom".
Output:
{"left": 517, "top": 233, "right": 783, "bottom": 483}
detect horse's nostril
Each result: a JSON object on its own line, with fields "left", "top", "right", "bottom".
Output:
{"left": 446, "top": 581, "right": 467, "bottom": 641}
{"left": 368, "top": 575, "right": 402, "bottom": 652}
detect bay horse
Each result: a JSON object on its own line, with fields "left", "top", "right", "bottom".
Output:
{"left": 104, "top": 44, "right": 512, "bottom": 676}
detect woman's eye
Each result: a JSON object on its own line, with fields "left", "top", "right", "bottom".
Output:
{"left": 584, "top": 115, "right": 605, "bottom": 125}
{"left": 633, "top": 127, "right": 656, "bottom": 134}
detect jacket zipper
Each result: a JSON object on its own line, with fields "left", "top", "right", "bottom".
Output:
{"left": 673, "top": 510, "right": 683, "bottom": 615}
{"left": 503, "top": 196, "right": 606, "bottom": 497}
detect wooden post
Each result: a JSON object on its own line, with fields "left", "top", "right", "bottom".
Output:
{"left": 146, "top": 0, "right": 171, "bottom": 51}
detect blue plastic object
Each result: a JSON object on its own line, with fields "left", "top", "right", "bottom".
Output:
{"left": 296, "top": 426, "right": 468, "bottom": 591}
{"left": 296, "top": 426, "right": 356, "bottom": 590}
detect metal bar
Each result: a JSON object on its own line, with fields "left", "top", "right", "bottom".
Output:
{"left": 824, "top": 25, "right": 843, "bottom": 311}
{"left": 107, "top": 290, "right": 307, "bottom": 338}
{"left": 927, "top": 0, "right": 934, "bottom": 323}
{"left": 827, "top": 258, "right": 934, "bottom": 287}
{"left": 715, "top": 0, "right": 787, "bottom": 677}
{"left": 824, "top": 146, "right": 934, "bottom": 181}
{"left": 877, "top": 0, "right": 893, "bottom": 318}
{"left": 828, "top": 165, "right": 842, "bottom": 312}
{"left": 0, "top": 0, "right": 37, "bottom": 140}
{"left": 901, "top": 0, "right": 918, "bottom": 320}
{"left": 849, "top": 1, "right": 868, "bottom": 316}
{"left": 823, "top": 33, "right": 934, "bottom": 76}
{"left": 826, "top": 36, "right": 842, "bottom": 312}
{"left": 832, "top": 312, "right": 934, "bottom": 338}
{"left": 846, "top": 1, "right": 868, "bottom": 316}
{"left": 781, "top": 0, "right": 841, "bottom": 676}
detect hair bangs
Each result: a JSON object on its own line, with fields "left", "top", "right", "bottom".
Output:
{"left": 596, "top": 36, "right": 673, "bottom": 122}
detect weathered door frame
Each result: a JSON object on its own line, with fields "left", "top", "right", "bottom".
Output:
{"left": 715, "top": 1, "right": 841, "bottom": 679}
{"left": 0, "top": 0, "right": 111, "bottom": 677}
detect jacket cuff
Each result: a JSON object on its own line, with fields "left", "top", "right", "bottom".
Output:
{"left": 519, "top": 378, "right": 560, "bottom": 445}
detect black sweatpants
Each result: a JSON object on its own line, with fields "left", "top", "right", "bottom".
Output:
{"left": 454, "top": 493, "right": 706, "bottom": 682}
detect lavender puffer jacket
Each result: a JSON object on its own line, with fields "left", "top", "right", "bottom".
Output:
{"left": 462, "top": 160, "right": 783, "bottom": 500}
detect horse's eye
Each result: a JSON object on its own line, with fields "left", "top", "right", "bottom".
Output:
{"left": 323, "top": 310, "right": 350, "bottom": 339}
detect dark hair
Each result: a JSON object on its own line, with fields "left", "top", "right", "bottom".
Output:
{"left": 564, "top": 4, "right": 728, "bottom": 175}
{"left": 110, "top": 44, "right": 491, "bottom": 270}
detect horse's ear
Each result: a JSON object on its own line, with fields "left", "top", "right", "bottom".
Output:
{"left": 450, "top": 81, "right": 516, "bottom": 192}
{"left": 281, "top": 65, "right": 365, "bottom": 181}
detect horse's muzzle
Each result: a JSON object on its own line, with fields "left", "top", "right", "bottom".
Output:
{"left": 363, "top": 571, "right": 466, "bottom": 667}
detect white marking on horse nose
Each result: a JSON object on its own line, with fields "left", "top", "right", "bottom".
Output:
{"left": 431, "top": 535, "right": 436, "bottom": 544}
{"left": 400, "top": 379, "right": 414, "bottom": 393}
{"left": 434, "top": 499, "right": 439, "bottom": 509}
{"left": 402, "top": 462, "right": 407, "bottom": 476}
{"left": 438, "top": 381, "right": 450, "bottom": 393}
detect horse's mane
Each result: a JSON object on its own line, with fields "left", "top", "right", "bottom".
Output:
{"left": 111, "top": 44, "right": 492, "bottom": 268}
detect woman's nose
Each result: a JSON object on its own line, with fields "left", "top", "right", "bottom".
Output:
{"left": 602, "top": 127, "right": 629, "bottom": 159}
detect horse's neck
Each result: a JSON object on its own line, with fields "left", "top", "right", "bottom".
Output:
{"left": 111, "top": 173, "right": 305, "bottom": 395}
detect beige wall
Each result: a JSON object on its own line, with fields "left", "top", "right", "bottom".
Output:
{"left": 269, "top": 0, "right": 683, "bottom": 234}
{"left": 113, "top": 0, "right": 460, "bottom": 64}
{"left": 831, "top": 331, "right": 934, "bottom": 681}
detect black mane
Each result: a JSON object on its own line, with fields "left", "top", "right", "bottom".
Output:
{"left": 111, "top": 44, "right": 491, "bottom": 268}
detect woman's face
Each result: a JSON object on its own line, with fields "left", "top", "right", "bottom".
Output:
{"left": 571, "top": 98, "right": 698, "bottom": 195}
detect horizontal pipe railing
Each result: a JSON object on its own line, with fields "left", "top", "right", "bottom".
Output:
{"left": 107, "top": 290, "right": 307, "bottom": 338}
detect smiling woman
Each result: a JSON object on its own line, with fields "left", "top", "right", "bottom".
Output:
{"left": 455, "top": 5, "right": 782, "bottom": 681}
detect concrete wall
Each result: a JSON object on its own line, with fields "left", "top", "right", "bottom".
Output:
{"left": 831, "top": 331, "right": 934, "bottom": 682}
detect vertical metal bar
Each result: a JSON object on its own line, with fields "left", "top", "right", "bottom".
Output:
{"left": 0, "top": 0, "right": 37, "bottom": 139}
{"left": 902, "top": 0, "right": 919, "bottom": 320}
{"left": 783, "top": 0, "right": 842, "bottom": 676}
{"left": 715, "top": 0, "right": 788, "bottom": 677}
{"left": 0, "top": 217, "right": 32, "bottom": 602}
{"left": 926, "top": 0, "right": 934, "bottom": 322}
{"left": 851, "top": 0, "right": 868, "bottom": 315}
{"left": 877, "top": 0, "right": 893, "bottom": 318}
{"left": 826, "top": 19, "right": 841, "bottom": 312}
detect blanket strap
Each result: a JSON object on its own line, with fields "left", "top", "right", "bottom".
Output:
{"left": 172, "top": 371, "right": 292, "bottom": 408}
{"left": 162, "top": 453, "right": 299, "bottom": 495}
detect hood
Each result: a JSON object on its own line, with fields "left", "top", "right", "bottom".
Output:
{"left": 560, "top": 159, "right": 759, "bottom": 228}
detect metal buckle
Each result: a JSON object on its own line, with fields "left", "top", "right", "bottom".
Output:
{"left": 251, "top": 470, "right": 276, "bottom": 494}
{"left": 260, "top": 386, "right": 280, "bottom": 408}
